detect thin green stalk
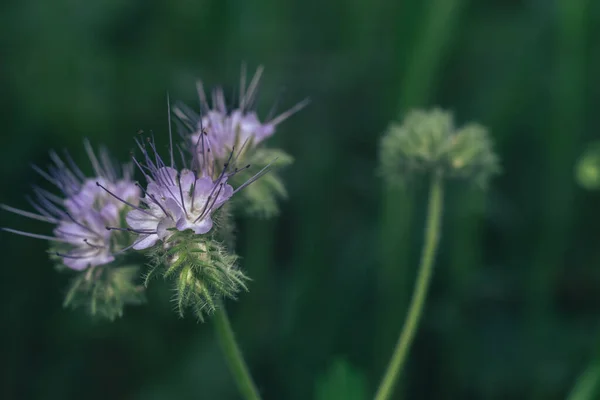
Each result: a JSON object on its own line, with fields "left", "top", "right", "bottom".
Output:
{"left": 214, "top": 305, "right": 262, "bottom": 400}
{"left": 374, "top": 171, "right": 444, "bottom": 400}
{"left": 375, "top": 0, "right": 465, "bottom": 385}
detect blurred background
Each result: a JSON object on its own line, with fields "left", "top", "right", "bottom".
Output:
{"left": 2, "top": 0, "right": 600, "bottom": 399}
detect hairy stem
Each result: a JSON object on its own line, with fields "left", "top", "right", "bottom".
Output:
{"left": 374, "top": 171, "right": 444, "bottom": 400}
{"left": 214, "top": 305, "right": 262, "bottom": 400}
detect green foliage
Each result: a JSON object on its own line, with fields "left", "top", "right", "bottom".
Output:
{"left": 231, "top": 147, "right": 294, "bottom": 218}
{"left": 567, "top": 362, "right": 600, "bottom": 400}
{"left": 145, "top": 230, "right": 248, "bottom": 321}
{"left": 575, "top": 141, "right": 600, "bottom": 190}
{"left": 315, "top": 358, "right": 368, "bottom": 400}
{"left": 62, "top": 265, "right": 145, "bottom": 321}
{"left": 379, "top": 109, "right": 500, "bottom": 187}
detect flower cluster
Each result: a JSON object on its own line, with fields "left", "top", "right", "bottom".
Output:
{"left": 2, "top": 68, "right": 302, "bottom": 321}
{"left": 379, "top": 108, "right": 500, "bottom": 187}
{"left": 2, "top": 141, "right": 144, "bottom": 319}
{"left": 3, "top": 141, "right": 139, "bottom": 270}
{"left": 174, "top": 66, "right": 307, "bottom": 217}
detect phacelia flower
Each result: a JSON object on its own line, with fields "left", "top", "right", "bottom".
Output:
{"left": 104, "top": 132, "right": 269, "bottom": 320}
{"left": 173, "top": 66, "right": 307, "bottom": 217}
{"left": 176, "top": 66, "right": 308, "bottom": 160}
{"left": 379, "top": 108, "right": 500, "bottom": 187}
{"left": 113, "top": 135, "right": 265, "bottom": 251}
{"left": 2, "top": 140, "right": 140, "bottom": 270}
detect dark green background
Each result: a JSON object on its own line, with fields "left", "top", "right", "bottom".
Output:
{"left": 2, "top": 0, "right": 600, "bottom": 399}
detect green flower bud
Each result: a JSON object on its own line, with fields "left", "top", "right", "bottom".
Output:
{"left": 379, "top": 108, "right": 500, "bottom": 187}
{"left": 146, "top": 230, "right": 248, "bottom": 321}
{"left": 575, "top": 141, "right": 600, "bottom": 190}
{"left": 61, "top": 265, "right": 145, "bottom": 321}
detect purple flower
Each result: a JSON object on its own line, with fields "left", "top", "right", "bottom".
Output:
{"left": 2, "top": 141, "right": 140, "bottom": 270}
{"left": 113, "top": 133, "right": 268, "bottom": 250}
{"left": 176, "top": 66, "right": 308, "bottom": 161}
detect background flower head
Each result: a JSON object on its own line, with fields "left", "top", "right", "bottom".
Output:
{"left": 2, "top": 140, "right": 139, "bottom": 270}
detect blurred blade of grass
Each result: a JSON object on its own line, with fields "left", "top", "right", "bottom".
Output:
{"left": 376, "top": 0, "right": 467, "bottom": 395}
{"left": 566, "top": 362, "right": 600, "bottom": 400}
{"left": 526, "top": 0, "right": 589, "bottom": 399}
{"left": 529, "top": 0, "right": 589, "bottom": 397}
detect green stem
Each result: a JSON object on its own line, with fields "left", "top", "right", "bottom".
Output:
{"left": 374, "top": 171, "right": 444, "bottom": 400}
{"left": 214, "top": 305, "right": 262, "bottom": 400}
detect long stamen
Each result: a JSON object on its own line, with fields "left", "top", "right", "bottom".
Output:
{"left": 148, "top": 193, "right": 174, "bottom": 220}
{"left": 268, "top": 98, "right": 310, "bottom": 126}
{"left": 196, "top": 81, "right": 209, "bottom": 114}
{"left": 99, "top": 147, "right": 118, "bottom": 182}
{"left": 83, "top": 239, "right": 105, "bottom": 249}
{"left": 31, "top": 164, "right": 59, "bottom": 188}
{"left": 244, "top": 66, "right": 264, "bottom": 111}
{"left": 106, "top": 226, "right": 157, "bottom": 235}
{"left": 26, "top": 196, "right": 59, "bottom": 219}
{"left": 84, "top": 139, "right": 106, "bottom": 178}
{"left": 96, "top": 182, "right": 154, "bottom": 217}
{"left": 33, "top": 186, "right": 64, "bottom": 206}
{"left": 1, "top": 204, "right": 59, "bottom": 223}
{"left": 2, "top": 228, "right": 72, "bottom": 243}
{"left": 133, "top": 183, "right": 170, "bottom": 218}
{"left": 64, "top": 211, "right": 102, "bottom": 237}
{"left": 233, "top": 161, "right": 275, "bottom": 194}
{"left": 55, "top": 229, "right": 91, "bottom": 239}
{"left": 167, "top": 93, "right": 175, "bottom": 168}
{"left": 177, "top": 174, "right": 189, "bottom": 218}
{"left": 56, "top": 252, "right": 94, "bottom": 260}
{"left": 240, "top": 62, "right": 247, "bottom": 110}
{"left": 62, "top": 150, "right": 87, "bottom": 181}
{"left": 190, "top": 181, "right": 197, "bottom": 211}
{"left": 199, "top": 182, "right": 225, "bottom": 221}
{"left": 131, "top": 156, "right": 153, "bottom": 182}
{"left": 33, "top": 193, "right": 68, "bottom": 219}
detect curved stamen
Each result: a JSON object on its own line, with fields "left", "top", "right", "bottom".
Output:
{"left": 96, "top": 182, "right": 154, "bottom": 217}
{"left": 83, "top": 239, "right": 105, "bottom": 249}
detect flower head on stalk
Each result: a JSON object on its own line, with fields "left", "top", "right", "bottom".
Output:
{"left": 173, "top": 66, "right": 308, "bottom": 217}
{"left": 379, "top": 108, "right": 500, "bottom": 188}
{"left": 1, "top": 140, "right": 144, "bottom": 319}
{"left": 99, "top": 126, "right": 271, "bottom": 320}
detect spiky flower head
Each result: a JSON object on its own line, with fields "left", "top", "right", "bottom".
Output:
{"left": 173, "top": 66, "right": 307, "bottom": 217}
{"left": 379, "top": 108, "right": 500, "bottom": 187}
{"left": 2, "top": 140, "right": 144, "bottom": 318}
{"left": 105, "top": 131, "right": 269, "bottom": 320}
{"left": 2, "top": 140, "right": 139, "bottom": 269}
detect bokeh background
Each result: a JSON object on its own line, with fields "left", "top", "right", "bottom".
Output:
{"left": 2, "top": 0, "right": 600, "bottom": 399}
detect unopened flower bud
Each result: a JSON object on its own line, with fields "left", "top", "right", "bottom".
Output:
{"left": 146, "top": 231, "right": 248, "bottom": 321}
